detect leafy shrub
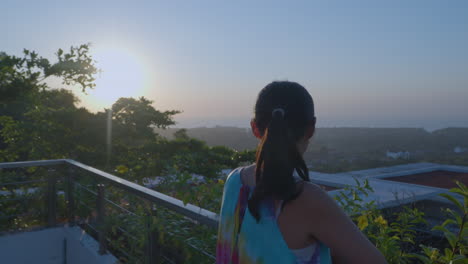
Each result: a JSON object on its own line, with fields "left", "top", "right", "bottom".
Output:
{"left": 335, "top": 180, "right": 467, "bottom": 264}
{"left": 409, "top": 182, "right": 467, "bottom": 264}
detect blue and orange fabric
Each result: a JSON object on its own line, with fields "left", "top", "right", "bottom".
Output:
{"left": 217, "top": 168, "right": 332, "bottom": 264}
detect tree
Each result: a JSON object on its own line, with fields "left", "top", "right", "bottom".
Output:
{"left": 0, "top": 45, "right": 97, "bottom": 117}
{"left": 174, "top": 129, "right": 189, "bottom": 140}
{"left": 111, "top": 97, "right": 180, "bottom": 146}
{"left": 0, "top": 45, "right": 98, "bottom": 161}
{"left": 1, "top": 45, "right": 184, "bottom": 169}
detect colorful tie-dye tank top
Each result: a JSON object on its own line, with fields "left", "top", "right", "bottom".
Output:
{"left": 216, "top": 168, "right": 332, "bottom": 264}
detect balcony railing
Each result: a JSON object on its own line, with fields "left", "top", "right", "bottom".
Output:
{"left": 0, "top": 159, "right": 219, "bottom": 263}
{"left": 2, "top": 159, "right": 459, "bottom": 263}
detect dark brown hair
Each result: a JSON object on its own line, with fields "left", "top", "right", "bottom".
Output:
{"left": 248, "top": 81, "right": 315, "bottom": 221}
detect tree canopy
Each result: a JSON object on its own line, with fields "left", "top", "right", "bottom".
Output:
{"left": 0, "top": 44, "right": 249, "bottom": 178}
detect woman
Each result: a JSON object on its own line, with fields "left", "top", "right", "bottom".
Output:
{"left": 216, "top": 81, "right": 386, "bottom": 264}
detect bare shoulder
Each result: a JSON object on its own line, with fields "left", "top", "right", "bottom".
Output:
{"left": 284, "top": 181, "right": 341, "bottom": 228}
{"left": 295, "top": 181, "right": 336, "bottom": 210}
{"left": 293, "top": 182, "right": 387, "bottom": 263}
{"left": 301, "top": 181, "right": 329, "bottom": 196}
{"left": 290, "top": 181, "right": 350, "bottom": 236}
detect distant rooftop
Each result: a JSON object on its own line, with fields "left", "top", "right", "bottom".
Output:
{"left": 386, "top": 170, "right": 468, "bottom": 189}
{"left": 309, "top": 162, "right": 467, "bottom": 208}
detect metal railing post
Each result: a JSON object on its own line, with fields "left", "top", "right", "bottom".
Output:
{"left": 97, "top": 184, "right": 107, "bottom": 255}
{"left": 66, "top": 167, "right": 75, "bottom": 226}
{"left": 146, "top": 206, "right": 161, "bottom": 264}
{"left": 47, "top": 172, "right": 57, "bottom": 227}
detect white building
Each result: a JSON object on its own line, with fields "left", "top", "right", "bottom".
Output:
{"left": 454, "top": 146, "right": 467, "bottom": 153}
{"left": 386, "top": 151, "right": 410, "bottom": 159}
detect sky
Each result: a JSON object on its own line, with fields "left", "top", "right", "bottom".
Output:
{"left": 3, "top": 0, "right": 468, "bottom": 130}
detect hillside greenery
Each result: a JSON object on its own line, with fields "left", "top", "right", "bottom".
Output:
{"left": 156, "top": 126, "right": 468, "bottom": 173}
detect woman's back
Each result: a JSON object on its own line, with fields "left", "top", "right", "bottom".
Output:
{"left": 216, "top": 81, "right": 387, "bottom": 264}
{"left": 216, "top": 167, "right": 331, "bottom": 264}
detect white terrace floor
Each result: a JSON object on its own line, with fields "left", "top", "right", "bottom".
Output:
{"left": 0, "top": 227, "right": 117, "bottom": 264}
{"left": 309, "top": 162, "right": 468, "bottom": 209}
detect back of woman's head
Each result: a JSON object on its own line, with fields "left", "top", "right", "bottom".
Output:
{"left": 248, "top": 81, "right": 315, "bottom": 221}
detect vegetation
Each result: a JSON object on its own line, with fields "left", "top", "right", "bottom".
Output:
{"left": 0, "top": 45, "right": 253, "bottom": 262}
{"left": 0, "top": 45, "right": 251, "bottom": 177}
{"left": 156, "top": 126, "right": 468, "bottom": 173}
{"left": 1, "top": 46, "right": 467, "bottom": 263}
{"left": 335, "top": 179, "right": 467, "bottom": 264}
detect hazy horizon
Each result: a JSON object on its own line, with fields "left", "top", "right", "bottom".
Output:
{"left": 3, "top": 1, "right": 468, "bottom": 130}
{"left": 170, "top": 117, "right": 467, "bottom": 132}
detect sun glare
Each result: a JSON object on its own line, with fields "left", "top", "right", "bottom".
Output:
{"left": 89, "top": 47, "right": 148, "bottom": 108}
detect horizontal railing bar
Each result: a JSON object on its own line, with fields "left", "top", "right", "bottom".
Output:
{"left": 162, "top": 255, "right": 177, "bottom": 264}
{"left": 83, "top": 221, "right": 144, "bottom": 260}
{"left": 166, "top": 257, "right": 183, "bottom": 264}
{"left": 0, "top": 196, "right": 39, "bottom": 202}
{"left": 75, "top": 182, "right": 97, "bottom": 196}
{"left": 75, "top": 183, "right": 139, "bottom": 217}
{"left": 82, "top": 222, "right": 98, "bottom": 234}
{"left": 115, "top": 226, "right": 139, "bottom": 242}
{"left": 105, "top": 235, "right": 144, "bottom": 263}
{"left": 185, "top": 238, "right": 216, "bottom": 260}
{"left": 2, "top": 212, "right": 213, "bottom": 259}
{"left": 77, "top": 199, "right": 94, "bottom": 211}
{"left": 0, "top": 210, "right": 42, "bottom": 220}
{"left": 105, "top": 199, "right": 138, "bottom": 217}
{"left": 1, "top": 159, "right": 219, "bottom": 228}
{"left": 75, "top": 204, "right": 140, "bottom": 236}
{"left": 77, "top": 225, "right": 141, "bottom": 261}
{"left": 0, "top": 179, "right": 47, "bottom": 187}
{"left": 0, "top": 159, "right": 67, "bottom": 169}
{"left": 65, "top": 159, "right": 219, "bottom": 229}
{"left": 0, "top": 214, "right": 21, "bottom": 220}
{"left": 107, "top": 241, "right": 132, "bottom": 259}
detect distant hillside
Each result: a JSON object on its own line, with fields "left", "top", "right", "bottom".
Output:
{"left": 431, "top": 128, "right": 468, "bottom": 147}
{"left": 156, "top": 126, "right": 258, "bottom": 151}
{"left": 312, "top": 128, "right": 432, "bottom": 154}
{"left": 155, "top": 126, "right": 468, "bottom": 153}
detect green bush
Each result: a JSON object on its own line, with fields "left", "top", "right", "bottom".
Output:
{"left": 335, "top": 180, "right": 467, "bottom": 264}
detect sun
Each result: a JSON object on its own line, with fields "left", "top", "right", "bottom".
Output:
{"left": 88, "top": 46, "right": 148, "bottom": 108}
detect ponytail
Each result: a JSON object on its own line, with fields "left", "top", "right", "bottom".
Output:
{"left": 248, "top": 107, "right": 310, "bottom": 222}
